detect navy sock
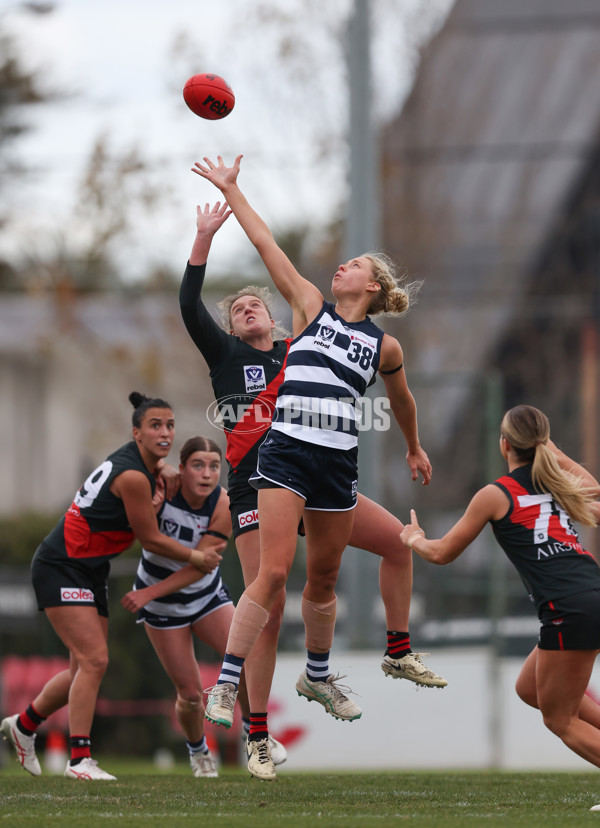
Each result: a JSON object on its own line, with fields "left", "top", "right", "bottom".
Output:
{"left": 187, "top": 737, "right": 208, "bottom": 755}
{"left": 306, "top": 650, "right": 329, "bottom": 682}
{"left": 217, "top": 653, "right": 245, "bottom": 689}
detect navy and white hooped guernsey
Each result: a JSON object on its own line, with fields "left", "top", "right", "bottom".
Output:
{"left": 134, "top": 487, "right": 227, "bottom": 622}
{"left": 271, "top": 301, "right": 384, "bottom": 450}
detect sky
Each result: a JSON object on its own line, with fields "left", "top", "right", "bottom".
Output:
{"left": 2, "top": 0, "right": 453, "bottom": 283}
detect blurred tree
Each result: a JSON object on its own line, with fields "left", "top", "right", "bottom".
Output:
{"left": 0, "top": 6, "right": 177, "bottom": 293}
{"left": 0, "top": 2, "right": 60, "bottom": 287}
{"left": 0, "top": 512, "right": 59, "bottom": 564}
{"left": 17, "top": 132, "right": 175, "bottom": 294}
{"left": 0, "top": 4, "right": 58, "bottom": 205}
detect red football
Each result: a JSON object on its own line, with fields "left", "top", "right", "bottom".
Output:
{"left": 183, "top": 73, "right": 235, "bottom": 120}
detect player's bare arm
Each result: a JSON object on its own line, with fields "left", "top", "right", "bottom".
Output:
{"left": 192, "top": 154, "right": 323, "bottom": 328}
{"left": 111, "top": 470, "right": 198, "bottom": 565}
{"left": 122, "top": 485, "right": 233, "bottom": 613}
{"left": 189, "top": 201, "right": 232, "bottom": 266}
{"left": 121, "top": 536, "right": 228, "bottom": 613}
{"left": 401, "top": 485, "right": 508, "bottom": 564}
{"left": 380, "top": 335, "right": 431, "bottom": 486}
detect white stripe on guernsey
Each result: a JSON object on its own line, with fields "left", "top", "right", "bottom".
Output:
{"left": 276, "top": 394, "right": 357, "bottom": 421}
{"left": 138, "top": 576, "right": 224, "bottom": 620}
{"left": 271, "top": 419, "right": 357, "bottom": 449}
{"left": 142, "top": 550, "right": 180, "bottom": 572}
{"left": 283, "top": 364, "right": 360, "bottom": 397}
{"left": 139, "top": 552, "right": 214, "bottom": 594}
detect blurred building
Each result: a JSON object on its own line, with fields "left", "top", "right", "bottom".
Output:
{"left": 378, "top": 0, "right": 600, "bottom": 510}
{"left": 2, "top": 0, "right": 599, "bottom": 655}
{"left": 365, "top": 0, "right": 600, "bottom": 650}
{"left": 0, "top": 287, "right": 222, "bottom": 516}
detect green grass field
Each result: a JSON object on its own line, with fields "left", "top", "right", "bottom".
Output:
{"left": 2, "top": 759, "right": 600, "bottom": 828}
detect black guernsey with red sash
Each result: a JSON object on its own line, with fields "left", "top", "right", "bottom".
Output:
{"left": 39, "top": 440, "right": 156, "bottom": 568}
{"left": 490, "top": 464, "right": 600, "bottom": 608}
{"left": 179, "top": 262, "right": 291, "bottom": 494}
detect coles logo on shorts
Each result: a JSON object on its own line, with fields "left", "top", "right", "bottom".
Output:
{"left": 238, "top": 508, "right": 259, "bottom": 529}
{"left": 60, "top": 587, "right": 94, "bottom": 603}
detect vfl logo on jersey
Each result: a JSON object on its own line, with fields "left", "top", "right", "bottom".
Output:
{"left": 61, "top": 587, "right": 94, "bottom": 603}
{"left": 314, "top": 324, "right": 336, "bottom": 350}
{"left": 244, "top": 365, "right": 266, "bottom": 392}
{"left": 162, "top": 519, "right": 178, "bottom": 536}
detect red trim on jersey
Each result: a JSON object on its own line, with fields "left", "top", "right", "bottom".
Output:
{"left": 64, "top": 507, "right": 134, "bottom": 559}
{"left": 496, "top": 474, "right": 589, "bottom": 554}
{"left": 225, "top": 340, "right": 291, "bottom": 471}
{"left": 558, "top": 631, "right": 564, "bottom": 650}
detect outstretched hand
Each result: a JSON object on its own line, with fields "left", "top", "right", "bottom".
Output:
{"left": 399, "top": 509, "right": 425, "bottom": 548}
{"left": 192, "top": 154, "right": 243, "bottom": 192}
{"left": 406, "top": 447, "right": 432, "bottom": 486}
{"left": 196, "top": 201, "right": 232, "bottom": 235}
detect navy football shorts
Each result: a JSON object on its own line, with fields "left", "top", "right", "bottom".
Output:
{"left": 538, "top": 589, "right": 600, "bottom": 650}
{"left": 31, "top": 543, "right": 110, "bottom": 618}
{"left": 249, "top": 429, "right": 358, "bottom": 511}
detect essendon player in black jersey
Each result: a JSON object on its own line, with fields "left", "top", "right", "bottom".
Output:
{"left": 401, "top": 405, "right": 600, "bottom": 776}
{"left": 0, "top": 394, "right": 222, "bottom": 782}
{"left": 180, "top": 241, "right": 292, "bottom": 497}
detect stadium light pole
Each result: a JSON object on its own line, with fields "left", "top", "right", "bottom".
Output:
{"left": 343, "top": 0, "right": 382, "bottom": 649}
{"left": 485, "top": 370, "right": 506, "bottom": 768}
{"left": 345, "top": 0, "right": 379, "bottom": 258}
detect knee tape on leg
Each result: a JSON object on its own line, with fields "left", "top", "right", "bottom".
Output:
{"left": 302, "top": 596, "right": 336, "bottom": 651}
{"left": 227, "top": 593, "right": 270, "bottom": 658}
{"left": 176, "top": 696, "right": 203, "bottom": 715}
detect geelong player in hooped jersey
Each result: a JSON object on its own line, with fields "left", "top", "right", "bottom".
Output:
{"left": 400, "top": 405, "right": 600, "bottom": 776}
{"left": 193, "top": 154, "right": 432, "bottom": 777}
{"left": 0, "top": 394, "right": 221, "bottom": 782}
{"left": 269, "top": 301, "right": 384, "bottom": 451}
{"left": 180, "top": 202, "right": 445, "bottom": 779}
{"left": 121, "top": 435, "right": 253, "bottom": 779}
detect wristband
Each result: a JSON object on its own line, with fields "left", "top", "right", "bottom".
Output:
{"left": 189, "top": 549, "right": 205, "bottom": 567}
{"left": 406, "top": 530, "right": 425, "bottom": 549}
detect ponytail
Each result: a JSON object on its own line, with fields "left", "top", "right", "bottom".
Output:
{"left": 531, "top": 445, "right": 597, "bottom": 527}
{"left": 501, "top": 405, "right": 597, "bottom": 527}
{"left": 364, "top": 252, "right": 421, "bottom": 317}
